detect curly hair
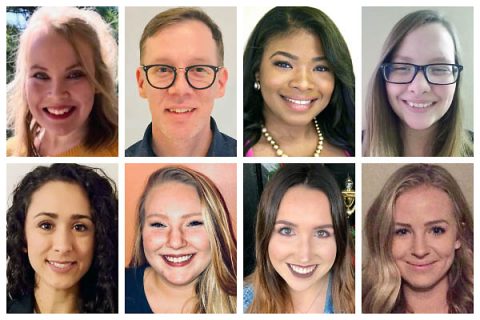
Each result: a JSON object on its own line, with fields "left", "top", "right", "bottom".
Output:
{"left": 363, "top": 164, "right": 473, "bottom": 313}
{"left": 247, "top": 164, "right": 354, "bottom": 313}
{"left": 7, "top": 163, "right": 118, "bottom": 313}
{"left": 244, "top": 7, "right": 355, "bottom": 156}
{"left": 129, "top": 166, "right": 237, "bottom": 313}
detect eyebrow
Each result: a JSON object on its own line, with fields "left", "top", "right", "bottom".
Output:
{"left": 33, "top": 212, "right": 92, "bottom": 221}
{"left": 146, "top": 212, "right": 203, "bottom": 219}
{"left": 395, "top": 219, "right": 450, "bottom": 228}
{"left": 269, "top": 51, "right": 327, "bottom": 62}
{"left": 29, "top": 63, "right": 83, "bottom": 71}
{"left": 393, "top": 55, "right": 453, "bottom": 64}
{"left": 275, "top": 220, "right": 333, "bottom": 229}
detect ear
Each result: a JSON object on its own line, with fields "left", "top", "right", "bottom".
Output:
{"left": 136, "top": 67, "right": 147, "bottom": 99}
{"left": 215, "top": 67, "right": 228, "bottom": 98}
{"left": 255, "top": 71, "right": 260, "bottom": 82}
{"left": 455, "top": 239, "right": 461, "bottom": 250}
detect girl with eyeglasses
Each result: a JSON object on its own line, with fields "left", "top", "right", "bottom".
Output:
{"left": 363, "top": 10, "right": 473, "bottom": 157}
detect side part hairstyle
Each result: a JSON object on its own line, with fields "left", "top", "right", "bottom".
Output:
{"left": 248, "top": 164, "right": 354, "bottom": 313}
{"left": 244, "top": 7, "right": 355, "bottom": 155}
{"left": 363, "top": 164, "right": 473, "bottom": 313}
{"left": 7, "top": 163, "right": 118, "bottom": 313}
{"left": 139, "top": 7, "right": 224, "bottom": 65}
{"left": 363, "top": 10, "right": 473, "bottom": 156}
{"left": 129, "top": 166, "right": 237, "bottom": 313}
{"left": 7, "top": 7, "right": 118, "bottom": 156}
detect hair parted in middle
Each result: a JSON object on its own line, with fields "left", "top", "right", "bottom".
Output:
{"left": 247, "top": 164, "right": 354, "bottom": 313}
{"left": 129, "top": 166, "right": 237, "bottom": 313}
{"left": 243, "top": 6, "right": 355, "bottom": 156}
{"left": 362, "top": 163, "right": 473, "bottom": 313}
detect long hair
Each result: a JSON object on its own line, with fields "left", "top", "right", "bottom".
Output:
{"left": 247, "top": 164, "right": 354, "bottom": 313}
{"left": 363, "top": 164, "right": 473, "bottom": 313}
{"left": 7, "top": 163, "right": 118, "bottom": 313}
{"left": 7, "top": 7, "right": 118, "bottom": 156}
{"left": 243, "top": 7, "right": 355, "bottom": 155}
{"left": 129, "top": 166, "right": 237, "bottom": 313}
{"left": 363, "top": 10, "right": 473, "bottom": 156}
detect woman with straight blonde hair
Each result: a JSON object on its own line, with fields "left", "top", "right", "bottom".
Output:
{"left": 7, "top": 7, "right": 117, "bottom": 156}
{"left": 125, "top": 166, "right": 237, "bottom": 313}
{"left": 363, "top": 164, "right": 473, "bottom": 313}
{"left": 363, "top": 10, "right": 472, "bottom": 156}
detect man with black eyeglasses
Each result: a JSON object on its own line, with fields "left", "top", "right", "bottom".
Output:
{"left": 126, "top": 7, "right": 236, "bottom": 157}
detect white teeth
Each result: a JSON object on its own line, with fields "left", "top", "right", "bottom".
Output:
{"left": 48, "top": 261, "right": 71, "bottom": 269}
{"left": 168, "top": 108, "right": 193, "bottom": 113}
{"left": 47, "top": 107, "right": 72, "bottom": 115}
{"left": 290, "top": 264, "right": 316, "bottom": 274}
{"left": 407, "top": 102, "right": 433, "bottom": 108}
{"left": 164, "top": 254, "right": 193, "bottom": 263}
{"left": 284, "top": 97, "right": 313, "bottom": 105}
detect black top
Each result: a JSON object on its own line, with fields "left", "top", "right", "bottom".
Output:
{"left": 125, "top": 265, "right": 152, "bottom": 313}
{"left": 125, "top": 117, "right": 237, "bottom": 157}
{"left": 7, "top": 294, "right": 34, "bottom": 313}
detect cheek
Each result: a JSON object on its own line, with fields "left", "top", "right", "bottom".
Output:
{"left": 391, "top": 238, "right": 409, "bottom": 259}
{"left": 433, "top": 85, "right": 456, "bottom": 107}
{"left": 186, "top": 230, "right": 211, "bottom": 252}
{"left": 142, "top": 230, "right": 166, "bottom": 252}
{"left": 267, "top": 236, "right": 287, "bottom": 262}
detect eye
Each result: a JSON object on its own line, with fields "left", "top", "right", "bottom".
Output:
{"left": 314, "top": 65, "right": 330, "bottom": 72}
{"left": 73, "top": 223, "right": 88, "bottom": 232}
{"left": 394, "top": 228, "right": 410, "bottom": 236}
{"left": 273, "top": 61, "right": 292, "bottom": 69}
{"left": 67, "top": 70, "right": 86, "bottom": 79}
{"left": 315, "top": 229, "right": 331, "bottom": 238}
{"left": 431, "top": 226, "right": 446, "bottom": 235}
{"left": 187, "top": 220, "right": 204, "bottom": 227}
{"left": 38, "top": 222, "right": 53, "bottom": 230}
{"left": 150, "top": 222, "right": 166, "bottom": 228}
{"left": 278, "top": 227, "right": 294, "bottom": 236}
{"left": 32, "top": 72, "right": 49, "bottom": 80}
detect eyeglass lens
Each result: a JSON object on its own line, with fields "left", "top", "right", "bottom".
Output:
{"left": 146, "top": 65, "right": 217, "bottom": 89}
{"left": 383, "top": 63, "right": 460, "bottom": 84}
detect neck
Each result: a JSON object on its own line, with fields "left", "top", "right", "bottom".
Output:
{"left": 401, "top": 124, "right": 437, "bottom": 156}
{"left": 37, "top": 128, "right": 86, "bottom": 156}
{"left": 289, "top": 274, "right": 329, "bottom": 313}
{"left": 151, "top": 122, "right": 212, "bottom": 157}
{"left": 402, "top": 276, "right": 449, "bottom": 313}
{"left": 264, "top": 116, "right": 315, "bottom": 142}
{"left": 34, "top": 282, "right": 79, "bottom": 313}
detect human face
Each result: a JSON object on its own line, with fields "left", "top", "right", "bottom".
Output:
{"left": 24, "top": 181, "right": 95, "bottom": 292}
{"left": 392, "top": 185, "right": 461, "bottom": 292}
{"left": 142, "top": 181, "right": 211, "bottom": 287}
{"left": 257, "top": 30, "right": 335, "bottom": 128}
{"left": 137, "top": 20, "right": 228, "bottom": 140}
{"left": 386, "top": 23, "right": 457, "bottom": 131}
{"left": 25, "top": 29, "right": 96, "bottom": 138}
{"left": 268, "top": 185, "right": 337, "bottom": 293}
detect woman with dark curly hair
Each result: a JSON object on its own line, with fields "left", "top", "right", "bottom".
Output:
{"left": 244, "top": 7, "right": 355, "bottom": 157}
{"left": 7, "top": 163, "right": 118, "bottom": 313}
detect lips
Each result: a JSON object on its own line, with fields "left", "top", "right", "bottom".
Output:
{"left": 166, "top": 107, "right": 195, "bottom": 114}
{"left": 406, "top": 261, "right": 437, "bottom": 271}
{"left": 287, "top": 263, "right": 318, "bottom": 278}
{"left": 281, "top": 95, "right": 318, "bottom": 111}
{"left": 46, "top": 260, "right": 77, "bottom": 273}
{"left": 43, "top": 106, "right": 75, "bottom": 119}
{"left": 405, "top": 101, "right": 434, "bottom": 108}
{"left": 162, "top": 254, "right": 194, "bottom": 267}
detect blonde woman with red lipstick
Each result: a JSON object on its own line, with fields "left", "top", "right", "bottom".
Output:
{"left": 7, "top": 7, "right": 117, "bottom": 156}
{"left": 363, "top": 164, "right": 473, "bottom": 313}
{"left": 243, "top": 7, "right": 355, "bottom": 157}
{"left": 126, "top": 166, "right": 236, "bottom": 313}
{"left": 244, "top": 164, "right": 354, "bottom": 313}
{"left": 363, "top": 10, "right": 473, "bottom": 156}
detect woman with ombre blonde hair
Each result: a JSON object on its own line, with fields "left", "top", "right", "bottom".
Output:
{"left": 363, "top": 164, "right": 473, "bottom": 313}
{"left": 126, "top": 166, "right": 237, "bottom": 313}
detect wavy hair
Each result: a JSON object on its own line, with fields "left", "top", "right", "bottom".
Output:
{"left": 7, "top": 163, "right": 118, "bottom": 313}
{"left": 129, "top": 166, "right": 237, "bottom": 313}
{"left": 363, "top": 10, "right": 473, "bottom": 156}
{"left": 247, "top": 164, "right": 354, "bottom": 313}
{"left": 243, "top": 6, "right": 355, "bottom": 156}
{"left": 7, "top": 7, "right": 118, "bottom": 156}
{"left": 363, "top": 164, "right": 473, "bottom": 313}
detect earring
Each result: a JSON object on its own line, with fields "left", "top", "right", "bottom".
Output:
{"left": 254, "top": 81, "right": 261, "bottom": 91}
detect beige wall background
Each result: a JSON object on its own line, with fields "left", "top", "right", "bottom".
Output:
{"left": 362, "top": 7, "right": 473, "bottom": 130}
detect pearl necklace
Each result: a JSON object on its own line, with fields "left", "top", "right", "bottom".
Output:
{"left": 261, "top": 118, "right": 323, "bottom": 157}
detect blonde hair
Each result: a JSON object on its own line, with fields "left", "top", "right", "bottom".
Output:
{"left": 363, "top": 164, "right": 473, "bottom": 313}
{"left": 247, "top": 164, "right": 354, "bottom": 313}
{"left": 7, "top": 7, "right": 118, "bottom": 156}
{"left": 130, "top": 166, "right": 237, "bottom": 313}
{"left": 363, "top": 10, "right": 473, "bottom": 156}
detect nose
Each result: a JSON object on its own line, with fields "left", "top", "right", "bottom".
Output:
{"left": 166, "top": 227, "right": 187, "bottom": 249}
{"left": 53, "top": 228, "right": 73, "bottom": 253}
{"left": 289, "top": 67, "right": 314, "bottom": 91}
{"left": 407, "top": 70, "right": 431, "bottom": 94}
{"left": 49, "top": 78, "right": 69, "bottom": 98}
{"left": 411, "top": 233, "right": 429, "bottom": 258}
{"left": 167, "top": 69, "right": 194, "bottom": 95}
{"left": 296, "top": 234, "right": 313, "bottom": 263}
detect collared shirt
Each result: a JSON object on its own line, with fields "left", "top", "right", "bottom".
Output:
{"left": 125, "top": 117, "right": 236, "bottom": 157}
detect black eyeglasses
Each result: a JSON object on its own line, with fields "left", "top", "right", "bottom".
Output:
{"left": 142, "top": 64, "right": 222, "bottom": 90}
{"left": 380, "top": 62, "right": 463, "bottom": 85}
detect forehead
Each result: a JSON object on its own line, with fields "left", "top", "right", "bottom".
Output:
{"left": 277, "top": 185, "right": 332, "bottom": 223}
{"left": 393, "top": 23, "right": 455, "bottom": 63}
{"left": 394, "top": 185, "right": 455, "bottom": 223}
{"left": 263, "top": 30, "right": 324, "bottom": 57}
{"left": 145, "top": 181, "right": 201, "bottom": 213}
{"left": 142, "top": 20, "right": 218, "bottom": 64}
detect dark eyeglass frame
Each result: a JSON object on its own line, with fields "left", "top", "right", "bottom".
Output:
{"left": 142, "top": 64, "right": 223, "bottom": 90}
{"left": 380, "top": 62, "right": 463, "bottom": 85}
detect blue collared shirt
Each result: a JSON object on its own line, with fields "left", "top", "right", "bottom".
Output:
{"left": 125, "top": 117, "right": 236, "bottom": 157}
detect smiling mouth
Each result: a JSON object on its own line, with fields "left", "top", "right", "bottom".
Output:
{"left": 407, "top": 261, "right": 437, "bottom": 269}
{"left": 162, "top": 254, "right": 194, "bottom": 267}
{"left": 46, "top": 260, "right": 77, "bottom": 272}
{"left": 43, "top": 106, "right": 75, "bottom": 119}
{"left": 287, "top": 263, "right": 317, "bottom": 278}
{"left": 166, "top": 108, "right": 194, "bottom": 114}
{"left": 404, "top": 101, "right": 435, "bottom": 109}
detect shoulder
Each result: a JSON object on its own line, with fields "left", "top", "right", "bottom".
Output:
{"left": 7, "top": 294, "right": 34, "bottom": 313}
{"left": 126, "top": 124, "right": 155, "bottom": 157}
{"left": 125, "top": 140, "right": 144, "bottom": 157}
{"left": 243, "top": 284, "right": 254, "bottom": 312}
{"left": 125, "top": 266, "right": 152, "bottom": 313}
{"left": 209, "top": 118, "right": 237, "bottom": 157}
{"left": 6, "top": 136, "right": 27, "bottom": 156}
